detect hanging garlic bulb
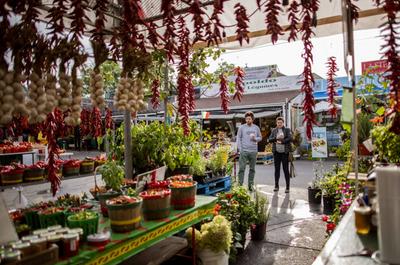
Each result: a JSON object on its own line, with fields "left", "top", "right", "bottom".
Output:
{"left": 65, "top": 77, "right": 83, "bottom": 126}
{"left": 0, "top": 69, "right": 28, "bottom": 124}
{"left": 27, "top": 72, "right": 48, "bottom": 124}
{"left": 44, "top": 74, "right": 58, "bottom": 114}
{"left": 114, "top": 77, "right": 147, "bottom": 113}
{"left": 58, "top": 72, "right": 72, "bottom": 112}
{"left": 90, "top": 70, "right": 106, "bottom": 108}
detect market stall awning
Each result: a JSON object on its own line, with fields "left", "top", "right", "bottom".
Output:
{"left": 195, "top": 90, "right": 300, "bottom": 111}
{"left": 190, "top": 109, "right": 281, "bottom": 120}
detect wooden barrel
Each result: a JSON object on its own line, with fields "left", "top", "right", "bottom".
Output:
{"left": 106, "top": 199, "right": 142, "bottom": 233}
{"left": 140, "top": 190, "right": 171, "bottom": 220}
{"left": 1, "top": 169, "right": 24, "bottom": 185}
{"left": 170, "top": 182, "right": 197, "bottom": 210}
{"left": 80, "top": 161, "right": 95, "bottom": 174}
{"left": 24, "top": 168, "right": 45, "bottom": 182}
{"left": 97, "top": 192, "right": 121, "bottom": 217}
{"left": 63, "top": 165, "right": 80, "bottom": 176}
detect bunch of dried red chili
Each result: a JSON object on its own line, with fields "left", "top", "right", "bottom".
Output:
{"left": 326, "top": 56, "right": 339, "bottom": 118}
{"left": 233, "top": 67, "right": 245, "bottom": 102}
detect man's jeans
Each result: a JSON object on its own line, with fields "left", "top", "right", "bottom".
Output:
{"left": 238, "top": 151, "right": 257, "bottom": 190}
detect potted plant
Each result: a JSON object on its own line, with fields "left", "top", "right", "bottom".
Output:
{"left": 97, "top": 160, "right": 124, "bottom": 217}
{"left": 208, "top": 146, "right": 229, "bottom": 178}
{"left": 106, "top": 195, "right": 142, "bottom": 232}
{"left": 308, "top": 161, "right": 324, "bottom": 205}
{"left": 216, "top": 186, "right": 255, "bottom": 260}
{"left": 190, "top": 156, "right": 212, "bottom": 184}
{"left": 186, "top": 215, "right": 232, "bottom": 265}
{"left": 250, "top": 191, "right": 269, "bottom": 241}
{"left": 357, "top": 113, "right": 373, "bottom": 155}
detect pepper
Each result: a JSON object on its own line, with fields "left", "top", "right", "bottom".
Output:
{"left": 326, "top": 56, "right": 339, "bottom": 118}
{"left": 265, "top": 0, "right": 283, "bottom": 44}
{"left": 287, "top": 0, "right": 300, "bottom": 42}
{"left": 234, "top": 3, "right": 250, "bottom": 46}
{"left": 233, "top": 67, "right": 245, "bottom": 102}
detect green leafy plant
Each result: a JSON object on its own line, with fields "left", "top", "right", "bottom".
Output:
{"left": 190, "top": 156, "right": 207, "bottom": 176}
{"left": 186, "top": 215, "right": 232, "bottom": 254}
{"left": 357, "top": 112, "right": 373, "bottom": 143}
{"left": 335, "top": 139, "right": 351, "bottom": 161}
{"left": 208, "top": 146, "right": 229, "bottom": 175}
{"left": 371, "top": 124, "right": 400, "bottom": 163}
{"left": 252, "top": 191, "right": 269, "bottom": 225}
{"left": 216, "top": 186, "right": 255, "bottom": 251}
{"left": 98, "top": 160, "right": 125, "bottom": 191}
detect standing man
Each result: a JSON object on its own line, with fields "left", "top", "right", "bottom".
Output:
{"left": 236, "top": 111, "right": 262, "bottom": 191}
{"left": 268, "top": 117, "right": 292, "bottom": 193}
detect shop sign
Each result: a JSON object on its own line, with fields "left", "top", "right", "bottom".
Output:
{"left": 311, "top": 127, "right": 328, "bottom": 158}
{"left": 361, "top": 60, "right": 388, "bottom": 74}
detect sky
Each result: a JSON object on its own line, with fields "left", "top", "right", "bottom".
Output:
{"left": 206, "top": 28, "right": 385, "bottom": 78}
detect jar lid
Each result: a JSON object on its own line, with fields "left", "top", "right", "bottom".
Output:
{"left": 55, "top": 228, "right": 70, "bottom": 234}
{"left": 87, "top": 232, "right": 110, "bottom": 243}
{"left": 40, "top": 231, "right": 56, "bottom": 238}
{"left": 30, "top": 238, "right": 47, "bottom": 244}
{"left": 33, "top": 229, "right": 49, "bottom": 235}
{"left": 4, "top": 250, "right": 21, "bottom": 259}
{"left": 22, "top": 235, "right": 39, "bottom": 242}
{"left": 47, "top": 225, "right": 62, "bottom": 231}
{"left": 47, "top": 235, "right": 62, "bottom": 242}
{"left": 63, "top": 233, "right": 79, "bottom": 240}
{"left": 9, "top": 241, "right": 22, "bottom": 248}
{"left": 14, "top": 242, "right": 31, "bottom": 249}
{"left": 69, "top": 228, "right": 83, "bottom": 235}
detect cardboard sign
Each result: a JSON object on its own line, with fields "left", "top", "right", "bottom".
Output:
{"left": 311, "top": 127, "right": 328, "bottom": 158}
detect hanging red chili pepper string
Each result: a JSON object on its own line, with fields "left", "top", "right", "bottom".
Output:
{"left": 265, "top": 0, "right": 283, "bottom": 44}
{"left": 220, "top": 73, "right": 230, "bottom": 114}
{"left": 375, "top": 0, "right": 400, "bottom": 133}
{"left": 105, "top": 107, "right": 114, "bottom": 130}
{"left": 234, "top": 3, "right": 250, "bottom": 46}
{"left": 210, "top": 0, "right": 226, "bottom": 45}
{"left": 300, "top": 0, "right": 320, "bottom": 140}
{"left": 326, "top": 56, "right": 339, "bottom": 118}
{"left": 92, "top": 107, "right": 103, "bottom": 138}
{"left": 189, "top": 0, "right": 206, "bottom": 43}
{"left": 151, "top": 79, "right": 161, "bottom": 110}
{"left": 233, "top": 66, "right": 245, "bottom": 102}
{"left": 161, "top": 0, "right": 177, "bottom": 62}
{"left": 287, "top": 0, "right": 300, "bottom": 42}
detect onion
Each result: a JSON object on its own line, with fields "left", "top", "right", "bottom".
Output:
{"left": 3, "top": 94, "right": 14, "bottom": 102}
{"left": 1, "top": 114, "right": 12, "bottom": 124}
{"left": 4, "top": 73, "right": 13, "bottom": 85}
{"left": 2, "top": 103, "right": 12, "bottom": 112}
{"left": 0, "top": 81, "right": 6, "bottom": 89}
{"left": 5, "top": 85, "right": 13, "bottom": 94}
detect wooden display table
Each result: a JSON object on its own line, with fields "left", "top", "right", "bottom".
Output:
{"left": 57, "top": 195, "right": 217, "bottom": 265}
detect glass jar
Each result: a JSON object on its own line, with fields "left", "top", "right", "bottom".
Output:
{"left": 30, "top": 238, "right": 48, "bottom": 252}
{"left": 68, "top": 228, "right": 83, "bottom": 240}
{"left": 13, "top": 242, "right": 33, "bottom": 257}
{"left": 62, "top": 233, "right": 80, "bottom": 258}
{"left": 2, "top": 250, "right": 21, "bottom": 264}
{"left": 48, "top": 235, "right": 64, "bottom": 258}
{"left": 40, "top": 231, "right": 56, "bottom": 239}
{"left": 55, "top": 228, "right": 70, "bottom": 235}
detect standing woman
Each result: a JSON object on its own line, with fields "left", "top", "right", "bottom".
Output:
{"left": 268, "top": 117, "right": 292, "bottom": 193}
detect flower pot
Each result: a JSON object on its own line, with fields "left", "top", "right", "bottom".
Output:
{"left": 67, "top": 211, "right": 99, "bottom": 241}
{"left": 170, "top": 182, "right": 197, "bottom": 210}
{"left": 140, "top": 190, "right": 171, "bottom": 220}
{"left": 1, "top": 169, "right": 24, "bottom": 185}
{"left": 80, "top": 160, "right": 95, "bottom": 174}
{"left": 24, "top": 168, "right": 45, "bottom": 182}
{"left": 97, "top": 191, "right": 121, "bottom": 217}
{"left": 197, "top": 249, "right": 229, "bottom": 265}
{"left": 106, "top": 198, "right": 142, "bottom": 233}
{"left": 358, "top": 144, "right": 371, "bottom": 156}
{"left": 250, "top": 223, "right": 267, "bottom": 241}
{"left": 323, "top": 196, "right": 336, "bottom": 215}
{"left": 308, "top": 187, "right": 322, "bottom": 205}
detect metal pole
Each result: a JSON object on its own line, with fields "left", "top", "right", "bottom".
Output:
{"left": 124, "top": 110, "right": 133, "bottom": 179}
{"left": 163, "top": 63, "right": 169, "bottom": 128}
{"left": 341, "top": 0, "right": 358, "bottom": 195}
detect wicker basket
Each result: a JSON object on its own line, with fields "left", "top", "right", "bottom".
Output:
{"left": 1, "top": 169, "right": 24, "bottom": 185}
{"left": 80, "top": 160, "right": 95, "bottom": 174}
{"left": 170, "top": 182, "right": 197, "bottom": 210}
{"left": 140, "top": 190, "right": 171, "bottom": 220}
{"left": 63, "top": 165, "right": 80, "bottom": 177}
{"left": 107, "top": 198, "right": 142, "bottom": 233}
{"left": 24, "top": 168, "right": 45, "bottom": 182}
{"left": 38, "top": 211, "right": 65, "bottom": 228}
{"left": 67, "top": 211, "right": 99, "bottom": 241}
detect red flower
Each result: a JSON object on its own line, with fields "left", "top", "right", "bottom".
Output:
{"left": 326, "top": 222, "right": 336, "bottom": 232}
{"left": 322, "top": 215, "right": 329, "bottom": 222}
{"left": 213, "top": 203, "right": 222, "bottom": 215}
{"left": 225, "top": 193, "right": 233, "bottom": 199}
